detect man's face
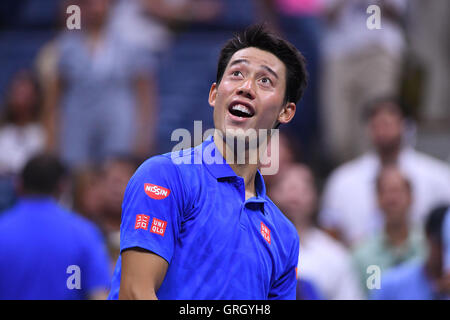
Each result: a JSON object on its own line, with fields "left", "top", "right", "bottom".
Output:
{"left": 369, "top": 105, "right": 404, "bottom": 153}
{"left": 209, "top": 47, "right": 296, "bottom": 138}
{"left": 270, "top": 166, "right": 317, "bottom": 226}
{"left": 377, "top": 168, "right": 412, "bottom": 224}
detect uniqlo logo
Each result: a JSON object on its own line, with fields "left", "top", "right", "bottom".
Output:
{"left": 150, "top": 217, "right": 167, "bottom": 236}
{"left": 134, "top": 214, "right": 150, "bottom": 230}
{"left": 261, "top": 222, "right": 271, "bottom": 244}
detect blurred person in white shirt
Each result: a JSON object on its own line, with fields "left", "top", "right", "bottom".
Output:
{"left": 320, "top": 97, "right": 450, "bottom": 247}
{"left": 270, "top": 164, "right": 363, "bottom": 300}
{"left": 0, "top": 70, "right": 45, "bottom": 175}
{"left": 320, "top": 0, "right": 408, "bottom": 164}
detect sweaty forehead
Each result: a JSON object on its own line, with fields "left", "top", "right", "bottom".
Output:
{"left": 227, "top": 47, "right": 286, "bottom": 75}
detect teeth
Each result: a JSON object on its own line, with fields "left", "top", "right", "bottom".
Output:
{"left": 231, "top": 104, "right": 252, "bottom": 115}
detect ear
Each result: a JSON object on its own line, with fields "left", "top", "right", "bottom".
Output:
{"left": 277, "top": 102, "right": 296, "bottom": 124}
{"left": 208, "top": 83, "right": 218, "bottom": 108}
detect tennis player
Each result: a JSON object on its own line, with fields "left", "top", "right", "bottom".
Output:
{"left": 108, "top": 24, "right": 308, "bottom": 300}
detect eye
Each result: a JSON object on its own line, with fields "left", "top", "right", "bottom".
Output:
{"left": 231, "top": 70, "right": 243, "bottom": 77}
{"left": 259, "top": 77, "right": 273, "bottom": 86}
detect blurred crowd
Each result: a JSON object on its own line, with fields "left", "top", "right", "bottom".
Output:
{"left": 0, "top": 0, "right": 449, "bottom": 300}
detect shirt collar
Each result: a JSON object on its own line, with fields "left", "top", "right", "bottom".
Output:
{"left": 199, "top": 135, "right": 237, "bottom": 179}
{"left": 200, "top": 135, "right": 268, "bottom": 202}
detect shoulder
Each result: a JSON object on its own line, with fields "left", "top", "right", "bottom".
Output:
{"left": 0, "top": 205, "right": 19, "bottom": 228}
{"left": 59, "top": 207, "right": 105, "bottom": 242}
{"left": 309, "top": 228, "right": 351, "bottom": 259}
{"left": 327, "top": 154, "right": 375, "bottom": 186}
{"left": 125, "top": 148, "right": 206, "bottom": 209}
{"left": 136, "top": 147, "right": 201, "bottom": 177}
{"left": 405, "top": 149, "right": 450, "bottom": 175}
{"left": 382, "top": 260, "right": 423, "bottom": 288}
{"left": 132, "top": 148, "right": 205, "bottom": 189}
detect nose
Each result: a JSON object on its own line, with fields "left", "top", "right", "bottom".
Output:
{"left": 236, "top": 79, "right": 255, "bottom": 100}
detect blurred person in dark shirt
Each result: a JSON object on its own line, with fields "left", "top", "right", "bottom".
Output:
{"left": 0, "top": 154, "right": 111, "bottom": 299}
{"left": 97, "top": 155, "right": 140, "bottom": 265}
{"left": 72, "top": 164, "right": 103, "bottom": 224}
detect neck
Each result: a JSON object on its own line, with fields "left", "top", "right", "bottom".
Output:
{"left": 384, "top": 219, "right": 409, "bottom": 247}
{"left": 424, "top": 258, "right": 441, "bottom": 282}
{"left": 214, "top": 131, "right": 259, "bottom": 199}
{"left": 295, "top": 219, "right": 312, "bottom": 235}
{"left": 378, "top": 145, "right": 401, "bottom": 165}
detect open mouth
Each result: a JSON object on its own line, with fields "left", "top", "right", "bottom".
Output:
{"left": 228, "top": 102, "right": 255, "bottom": 118}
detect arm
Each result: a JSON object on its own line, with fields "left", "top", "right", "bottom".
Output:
{"left": 34, "top": 40, "right": 61, "bottom": 153}
{"left": 88, "top": 290, "right": 109, "bottom": 300}
{"left": 268, "top": 232, "right": 300, "bottom": 300}
{"left": 40, "top": 68, "right": 62, "bottom": 153}
{"left": 116, "top": 156, "right": 185, "bottom": 300}
{"left": 134, "top": 74, "right": 157, "bottom": 158}
{"left": 119, "top": 248, "right": 168, "bottom": 300}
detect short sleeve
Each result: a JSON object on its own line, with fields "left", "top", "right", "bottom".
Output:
{"left": 119, "top": 155, "right": 185, "bottom": 264}
{"left": 268, "top": 232, "right": 300, "bottom": 300}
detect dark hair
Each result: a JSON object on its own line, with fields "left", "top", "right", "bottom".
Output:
{"left": 216, "top": 24, "right": 308, "bottom": 104}
{"left": 21, "top": 154, "right": 68, "bottom": 195}
{"left": 1, "top": 69, "right": 42, "bottom": 125}
{"left": 425, "top": 205, "right": 450, "bottom": 243}
{"left": 362, "top": 95, "right": 404, "bottom": 122}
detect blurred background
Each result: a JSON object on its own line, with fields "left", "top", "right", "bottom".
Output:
{"left": 0, "top": 0, "right": 449, "bottom": 300}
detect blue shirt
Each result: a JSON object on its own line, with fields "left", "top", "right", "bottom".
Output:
{"left": 108, "top": 136, "right": 300, "bottom": 299}
{"left": 0, "top": 197, "right": 111, "bottom": 299}
{"left": 57, "top": 30, "right": 154, "bottom": 167}
{"left": 444, "top": 209, "right": 450, "bottom": 272}
{"left": 370, "top": 261, "right": 435, "bottom": 300}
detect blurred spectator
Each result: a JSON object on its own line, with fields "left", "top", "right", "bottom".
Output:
{"left": 263, "top": 129, "right": 302, "bottom": 190}
{"left": 353, "top": 165, "right": 425, "bottom": 297}
{"left": 42, "top": 0, "right": 157, "bottom": 168}
{"left": 72, "top": 164, "right": 103, "bottom": 223}
{"left": 320, "top": 0, "right": 408, "bottom": 164}
{"left": 109, "top": 0, "right": 172, "bottom": 59}
{"left": 270, "top": 164, "right": 363, "bottom": 300}
{"left": 407, "top": 0, "right": 450, "bottom": 123}
{"left": 0, "top": 154, "right": 111, "bottom": 299}
{"left": 320, "top": 97, "right": 450, "bottom": 247}
{"left": 0, "top": 70, "right": 45, "bottom": 175}
{"left": 0, "top": 70, "right": 45, "bottom": 212}
{"left": 371, "top": 205, "right": 450, "bottom": 300}
{"left": 97, "top": 155, "right": 140, "bottom": 266}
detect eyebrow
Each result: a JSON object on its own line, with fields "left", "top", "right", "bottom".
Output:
{"left": 229, "top": 59, "right": 279, "bottom": 79}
